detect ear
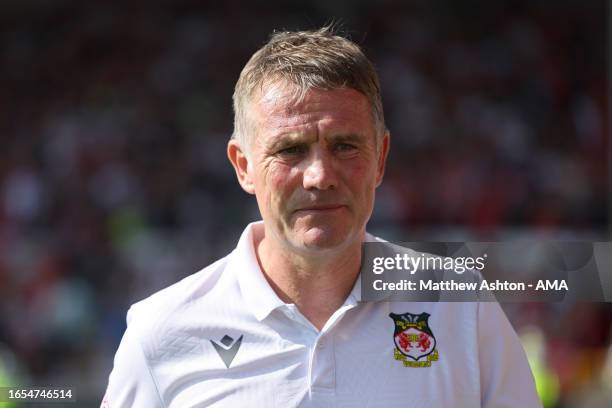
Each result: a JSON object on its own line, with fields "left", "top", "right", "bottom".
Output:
{"left": 375, "top": 131, "right": 390, "bottom": 187}
{"left": 227, "top": 139, "right": 256, "bottom": 194}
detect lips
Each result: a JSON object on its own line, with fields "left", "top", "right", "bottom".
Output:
{"left": 294, "top": 204, "right": 346, "bottom": 212}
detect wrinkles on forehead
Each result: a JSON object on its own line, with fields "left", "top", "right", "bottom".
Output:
{"left": 247, "top": 82, "right": 377, "bottom": 156}
{"left": 255, "top": 79, "right": 307, "bottom": 115}
{"left": 254, "top": 79, "right": 367, "bottom": 124}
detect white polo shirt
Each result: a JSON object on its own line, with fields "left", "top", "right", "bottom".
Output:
{"left": 103, "top": 222, "right": 541, "bottom": 407}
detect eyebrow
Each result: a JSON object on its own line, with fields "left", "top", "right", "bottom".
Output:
{"left": 327, "top": 133, "right": 365, "bottom": 144}
{"left": 265, "top": 133, "right": 307, "bottom": 152}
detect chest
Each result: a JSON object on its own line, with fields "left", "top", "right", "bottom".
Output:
{"left": 152, "top": 304, "right": 482, "bottom": 408}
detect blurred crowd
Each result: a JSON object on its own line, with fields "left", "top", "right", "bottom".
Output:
{"left": 0, "top": 0, "right": 609, "bottom": 406}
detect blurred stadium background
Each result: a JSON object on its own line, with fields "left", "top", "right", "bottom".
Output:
{"left": 0, "top": 0, "right": 609, "bottom": 406}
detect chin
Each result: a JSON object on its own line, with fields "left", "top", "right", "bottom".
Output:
{"left": 299, "top": 224, "right": 356, "bottom": 251}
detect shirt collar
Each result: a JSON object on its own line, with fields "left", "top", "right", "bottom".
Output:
{"left": 231, "top": 221, "right": 286, "bottom": 321}
{"left": 347, "top": 231, "right": 383, "bottom": 304}
{"left": 232, "top": 221, "right": 374, "bottom": 321}
{"left": 344, "top": 269, "right": 361, "bottom": 306}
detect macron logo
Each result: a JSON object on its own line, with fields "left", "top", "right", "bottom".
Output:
{"left": 211, "top": 334, "right": 243, "bottom": 368}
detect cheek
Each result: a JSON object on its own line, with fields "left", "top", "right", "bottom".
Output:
{"left": 341, "top": 159, "right": 378, "bottom": 208}
{"left": 341, "top": 158, "right": 377, "bottom": 186}
{"left": 264, "top": 164, "right": 301, "bottom": 204}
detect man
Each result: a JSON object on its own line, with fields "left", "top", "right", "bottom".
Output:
{"left": 103, "top": 27, "right": 541, "bottom": 407}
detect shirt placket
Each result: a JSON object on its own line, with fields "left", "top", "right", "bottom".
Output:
{"left": 307, "top": 302, "right": 358, "bottom": 403}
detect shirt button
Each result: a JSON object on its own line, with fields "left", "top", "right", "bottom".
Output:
{"left": 318, "top": 340, "right": 326, "bottom": 349}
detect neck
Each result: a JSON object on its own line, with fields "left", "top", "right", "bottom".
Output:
{"left": 254, "top": 226, "right": 362, "bottom": 330}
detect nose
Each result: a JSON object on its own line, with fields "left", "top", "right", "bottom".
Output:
{"left": 302, "top": 147, "right": 338, "bottom": 191}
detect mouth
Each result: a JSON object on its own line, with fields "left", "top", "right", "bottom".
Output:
{"left": 294, "top": 204, "right": 347, "bottom": 213}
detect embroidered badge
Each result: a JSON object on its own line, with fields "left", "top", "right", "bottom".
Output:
{"left": 389, "top": 312, "right": 439, "bottom": 367}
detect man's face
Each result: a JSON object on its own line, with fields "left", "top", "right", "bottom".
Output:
{"left": 229, "top": 81, "right": 389, "bottom": 253}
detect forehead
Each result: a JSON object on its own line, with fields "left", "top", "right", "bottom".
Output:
{"left": 249, "top": 81, "right": 375, "bottom": 137}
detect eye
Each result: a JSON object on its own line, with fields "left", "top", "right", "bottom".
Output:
{"left": 334, "top": 143, "right": 357, "bottom": 152}
{"left": 277, "top": 144, "right": 307, "bottom": 156}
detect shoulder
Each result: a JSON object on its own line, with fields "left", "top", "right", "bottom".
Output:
{"left": 104, "top": 252, "right": 242, "bottom": 406}
{"left": 137, "top": 255, "right": 229, "bottom": 310}
{"left": 123, "top": 253, "right": 235, "bottom": 356}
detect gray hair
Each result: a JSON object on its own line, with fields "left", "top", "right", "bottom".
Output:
{"left": 232, "top": 26, "right": 386, "bottom": 151}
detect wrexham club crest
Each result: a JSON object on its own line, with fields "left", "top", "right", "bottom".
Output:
{"left": 389, "top": 312, "right": 439, "bottom": 368}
